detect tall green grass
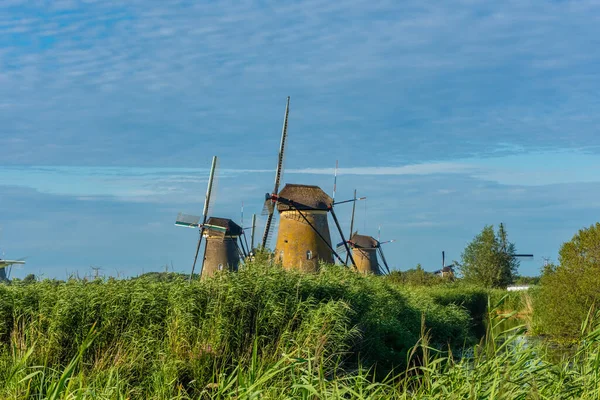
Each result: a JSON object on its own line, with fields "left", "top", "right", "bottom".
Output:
{"left": 0, "top": 262, "right": 596, "bottom": 399}
{"left": 0, "top": 262, "right": 482, "bottom": 398}
{"left": 2, "top": 300, "right": 600, "bottom": 399}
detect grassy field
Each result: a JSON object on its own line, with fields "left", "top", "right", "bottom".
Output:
{"left": 0, "top": 262, "right": 598, "bottom": 399}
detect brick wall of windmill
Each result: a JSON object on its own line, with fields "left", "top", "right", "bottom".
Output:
{"left": 353, "top": 248, "right": 380, "bottom": 275}
{"left": 202, "top": 237, "right": 240, "bottom": 278}
{"left": 274, "top": 210, "right": 333, "bottom": 272}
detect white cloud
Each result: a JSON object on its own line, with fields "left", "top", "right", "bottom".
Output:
{"left": 3, "top": 151, "right": 600, "bottom": 205}
{"left": 0, "top": 0, "right": 599, "bottom": 166}
{"left": 288, "top": 163, "right": 473, "bottom": 176}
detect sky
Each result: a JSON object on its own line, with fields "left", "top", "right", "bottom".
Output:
{"left": 1, "top": 0, "right": 599, "bottom": 279}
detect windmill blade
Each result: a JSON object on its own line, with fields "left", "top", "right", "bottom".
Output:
{"left": 261, "top": 195, "right": 275, "bottom": 216}
{"left": 250, "top": 214, "right": 257, "bottom": 250}
{"left": 240, "top": 233, "right": 249, "bottom": 258}
{"left": 261, "top": 97, "right": 290, "bottom": 248}
{"left": 190, "top": 156, "right": 218, "bottom": 282}
{"left": 263, "top": 216, "right": 278, "bottom": 249}
{"left": 336, "top": 242, "right": 347, "bottom": 253}
{"left": 241, "top": 221, "right": 251, "bottom": 256}
{"left": 261, "top": 198, "right": 276, "bottom": 247}
{"left": 379, "top": 239, "right": 396, "bottom": 245}
{"left": 332, "top": 160, "right": 338, "bottom": 203}
{"left": 175, "top": 213, "right": 201, "bottom": 228}
{"left": 202, "top": 156, "right": 218, "bottom": 221}
{"left": 377, "top": 247, "right": 391, "bottom": 274}
{"left": 333, "top": 197, "right": 367, "bottom": 206}
{"left": 330, "top": 207, "right": 356, "bottom": 268}
{"left": 273, "top": 96, "right": 290, "bottom": 195}
{"left": 345, "top": 189, "right": 357, "bottom": 264}
{"left": 190, "top": 230, "right": 204, "bottom": 281}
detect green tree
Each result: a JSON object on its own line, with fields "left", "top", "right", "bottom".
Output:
{"left": 459, "top": 224, "right": 519, "bottom": 288}
{"left": 535, "top": 223, "right": 600, "bottom": 339}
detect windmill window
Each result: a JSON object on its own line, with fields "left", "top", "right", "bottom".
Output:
{"left": 279, "top": 251, "right": 284, "bottom": 260}
{"left": 218, "top": 264, "right": 223, "bottom": 271}
{"left": 306, "top": 250, "right": 313, "bottom": 260}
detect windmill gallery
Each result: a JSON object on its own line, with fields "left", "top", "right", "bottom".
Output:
{"left": 174, "top": 97, "right": 395, "bottom": 279}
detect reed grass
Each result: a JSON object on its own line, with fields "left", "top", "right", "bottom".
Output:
{"left": 0, "top": 262, "right": 597, "bottom": 399}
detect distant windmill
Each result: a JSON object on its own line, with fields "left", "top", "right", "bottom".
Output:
{"left": 337, "top": 232, "right": 394, "bottom": 275}
{"left": 0, "top": 245, "right": 26, "bottom": 282}
{"left": 433, "top": 251, "right": 455, "bottom": 278}
{"left": 201, "top": 217, "right": 244, "bottom": 277}
{"left": 90, "top": 266, "right": 103, "bottom": 279}
{"left": 175, "top": 156, "right": 246, "bottom": 280}
{"left": 261, "top": 96, "right": 290, "bottom": 249}
{"left": 498, "top": 222, "right": 534, "bottom": 262}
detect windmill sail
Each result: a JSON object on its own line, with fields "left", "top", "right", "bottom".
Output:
{"left": 262, "top": 96, "right": 290, "bottom": 248}
{"left": 189, "top": 155, "right": 218, "bottom": 281}
{"left": 345, "top": 189, "right": 357, "bottom": 264}
{"left": 175, "top": 213, "right": 201, "bottom": 228}
{"left": 250, "top": 214, "right": 257, "bottom": 250}
{"left": 377, "top": 246, "right": 391, "bottom": 274}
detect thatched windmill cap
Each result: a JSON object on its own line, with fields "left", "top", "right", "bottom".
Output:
{"left": 205, "top": 217, "right": 243, "bottom": 236}
{"left": 277, "top": 184, "right": 333, "bottom": 211}
{"left": 350, "top": 233, "right": 379, "bottom": 249}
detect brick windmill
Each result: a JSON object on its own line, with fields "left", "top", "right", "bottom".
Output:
{"left": 261, "top": 97, "right": 356, "bottom": 271}
{"left": 175, "top": 156, "right": 246, "bottom": 280}
{"left": 337, "top": 231, "right": 394, "bottom": 275}
{"left": 335, "top": 193, "right": 394, "bottom": 274}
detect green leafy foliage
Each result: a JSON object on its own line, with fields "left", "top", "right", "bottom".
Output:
{"left": 386, "top": 264, "right": 445, "bottom": 286}
{"left": 513, "top": 275, "right": 540, "bottom": 285}
{"left": 459, "top": 224, "right": 519, "bottom": 288}
{"left": 534, "top": 222, "right": 600, "bottom": 339}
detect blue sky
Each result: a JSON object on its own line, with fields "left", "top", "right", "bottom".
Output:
{"left": 1, "top": 0, "right": 599, "bottom": 278}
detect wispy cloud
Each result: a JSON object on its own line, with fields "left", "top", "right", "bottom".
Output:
{"left": 288, "top": 162, "right": 472, "bottom": 176}
{"left": 3, "top": 151, "right": 600, "bottom": 204}
{"left": 0, "top": 0, "right": 599, "bottom": 167}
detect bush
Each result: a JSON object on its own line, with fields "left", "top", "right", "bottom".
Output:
{"left": 386, "top": 264, "right": 445, "bottom": 286}
{"left": 534, "top": 223, "right": 600, "bottom": 340}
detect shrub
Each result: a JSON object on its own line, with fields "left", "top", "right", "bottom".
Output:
{"left": 534, "top": 223, "right": 600, "bottom": 340}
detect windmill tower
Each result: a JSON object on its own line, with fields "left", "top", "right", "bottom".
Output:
{"left": 337, "top": 232, "right": 393, "bottom": 275}
{"left": 269, "top": 184, "right": 335, "bottom": 272}
{"left": 175, "top": 156, "right": 247, "bottom": 280}
{"left": 201, "top": 217, "right": 244, "bottom": 277}
{"left": 347, "top": 234, "right": 379, "bottom": 274}
{"left": 434, "top": 251, "right": 455, "bottom": 278}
